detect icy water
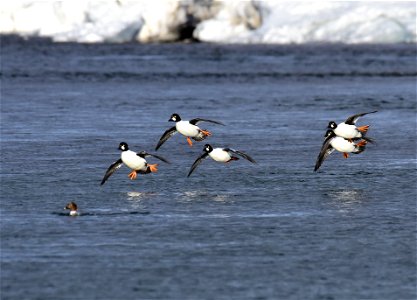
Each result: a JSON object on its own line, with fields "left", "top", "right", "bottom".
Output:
{"left": 1, "top": 36, "right": 416, "bottom": 299}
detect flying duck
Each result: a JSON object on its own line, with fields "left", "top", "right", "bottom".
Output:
{"left": 155, "top": 113, "right": 224, "bottom": 150}
{"left": 328, "top": 111, "right": 377, "bottom": 142}
{"left": 101, "top": 142, "right": 169, "bottom": 185}
{"left": 188, "top": 144, "right": 256, "bottom": 177}
{"left": 314, "top": 130, "right": 368, "bottom": 171}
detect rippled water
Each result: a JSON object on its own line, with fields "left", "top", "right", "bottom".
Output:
{"left": 1, "top": 36, "right": 416, "bottom": 299}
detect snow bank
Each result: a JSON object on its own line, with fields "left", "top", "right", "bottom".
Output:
{"left": 1, "top": 1, "right": 415, "bottom": 44}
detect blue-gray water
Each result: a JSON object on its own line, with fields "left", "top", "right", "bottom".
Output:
{"left": 1, "top": 36, "right": 416, "bottom": 299}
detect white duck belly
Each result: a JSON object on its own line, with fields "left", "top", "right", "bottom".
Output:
{"left": 209, "top": 148, "right": 232, "bottom": 162}
{"left": 121, "top": 151, "right": 147, "bottom": 170}
{"left": 330, "top": 137, "right": 356, "bottom": 153}
{"left": 176, "top": 121, "right": 200, "bottom": 137}
{"left": 334, "top": 123, "right": 360, "bottom": 139}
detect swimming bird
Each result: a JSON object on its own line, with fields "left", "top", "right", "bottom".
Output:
{"left": 155, "top": 113, "right": 224, "bottom": 151}
{"left": 65, "top": 202, "right": 79, "bottom": 216}
{"left": 188, "top": 144, "right": 256, "bottom": 177}
{"left": 314, "top": 130, "right": 367, "bottom": 172}
{"left": 328, "top": 111, "right": 377, "bottom": 142}
{"left": 101, "top": 142, "right": 169, "bottom": 185}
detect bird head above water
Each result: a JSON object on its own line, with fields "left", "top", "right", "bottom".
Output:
{"left": 169, "top": 113, "right": 181, "bottom": 122}
{"left": 118, "top": 142, "right": 129, "bottom": 151}
{"left": 64, "top": 202, "right": 78, "bottom": 216}
{"left": 328, "top": 121, "right": 337, "bottom": 129}
{"left": 324, "top": 129, "right": 336, "bottom": 139}
{"left": 203, "top": 144, "right": 213, "bottom": 153}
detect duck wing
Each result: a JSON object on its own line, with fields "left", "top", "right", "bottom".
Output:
{"left": 187, "top": 152, "right": 209, "bottom": 177}
{"left": 344, "top": 111, "right": 377, "bottom": 125}
{"left": 155, "top": 126, "right": 177, "bottom": 151}
{"left": 189, "top": 118, "right": 225, "bottom": 126}
{"left": 314, "top": 138, "right": 335, "bottom": 172}
{"left": 101, "top": 159, "right": 123, "bottom": 185}
{"left": 224, "top": 148, "right": 256, "bottom": 163}
{"left": 137, "top": 151, "right": 170, "bottom": 163}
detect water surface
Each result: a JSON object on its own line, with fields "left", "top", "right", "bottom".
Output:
{"left": 1, "top": 37, "right": 416, "bottom": 299}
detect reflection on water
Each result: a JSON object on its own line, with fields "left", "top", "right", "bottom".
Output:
{"left": 177, "top": 190, "right": 233, "bottom": 203}
{"left": 126, "top": 191, "right": 157, "bottom": 209}
{"left": 213, "top": 194, "right": 230, "bottom": 202}
{"left": 183, "top": 191, "right": 205, "bottom": 198}
{"left": 127, "top": 191, "right": 158, "bottom": 199}
{"left": 324, "top": 189, "right": 368, "bottom": 213}
{"left": 175, "top": 190, "right": 205, "bottom": 203}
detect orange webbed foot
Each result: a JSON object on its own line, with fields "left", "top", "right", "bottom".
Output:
{"left": 199, "top": 129, "right": 212, "bottom": 137}
{"left": 148, "top": 164, "right": 159, "bottom": 173}
{"left": 128, "top": 170, "right": 137, "bottom": 180}
{"left": 357, "top": 125, "right": 370, "bottom": 133}
{"left": 355, "top": 140, "right": 367, "bottom": 147}
{"left": 186, "top": 137, "right": 193, "bottom": 147}
{"left": 226, "top": 157, "right": 239, "bottom": 163}
{"left": 343, "top": 153, "right": 349, "bottom": 159}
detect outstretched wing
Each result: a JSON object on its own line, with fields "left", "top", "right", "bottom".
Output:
{"left": 189, "top": 118, "right": 225, "bottom": 126}
{"left": 187, "top": 152, "right": 209, "bottom": 177}
{"left": 224, "top": 148, "right": 256, "bottom": 163}
{"left": 155, "top": 126, "right": 177, "bottom": 151}
{"left": 137, "top": 151, "right": 170, "bottom": 164}
{"left": 101, "top": 159, "right": 123, "bottom": 185}
{"left": 314, "top": 138, "right": 335, "bottom": 172}
{"left": 344, "top": 111, "right": 377, "bottom": 125}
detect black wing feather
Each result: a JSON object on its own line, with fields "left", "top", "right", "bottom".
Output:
{"left": 224, "top": 148, "right": 256, "bottom": 163}
{"left": 137, "top": 151, "right": 170, "bottom": 163}
{"left": 187, "top": 152, "right": 209, "bottom": 177}
{"left": 344, "top": 111, "right": 377, "bottom": 125}
{"left": 101, "top": 159, "right": 123, "bottom": 185}
{"left": 155, "top": 126, "right": 177, "bottom": 151}
{"left": 189, "top": 118, "right": 225, "bottom": 126}
{"left": 314, "top": 138, "right": 335, "bottom": 172}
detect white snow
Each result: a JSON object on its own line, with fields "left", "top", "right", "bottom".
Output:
{"left": 1, "top": 1, "right": 415, "bottom": 44}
